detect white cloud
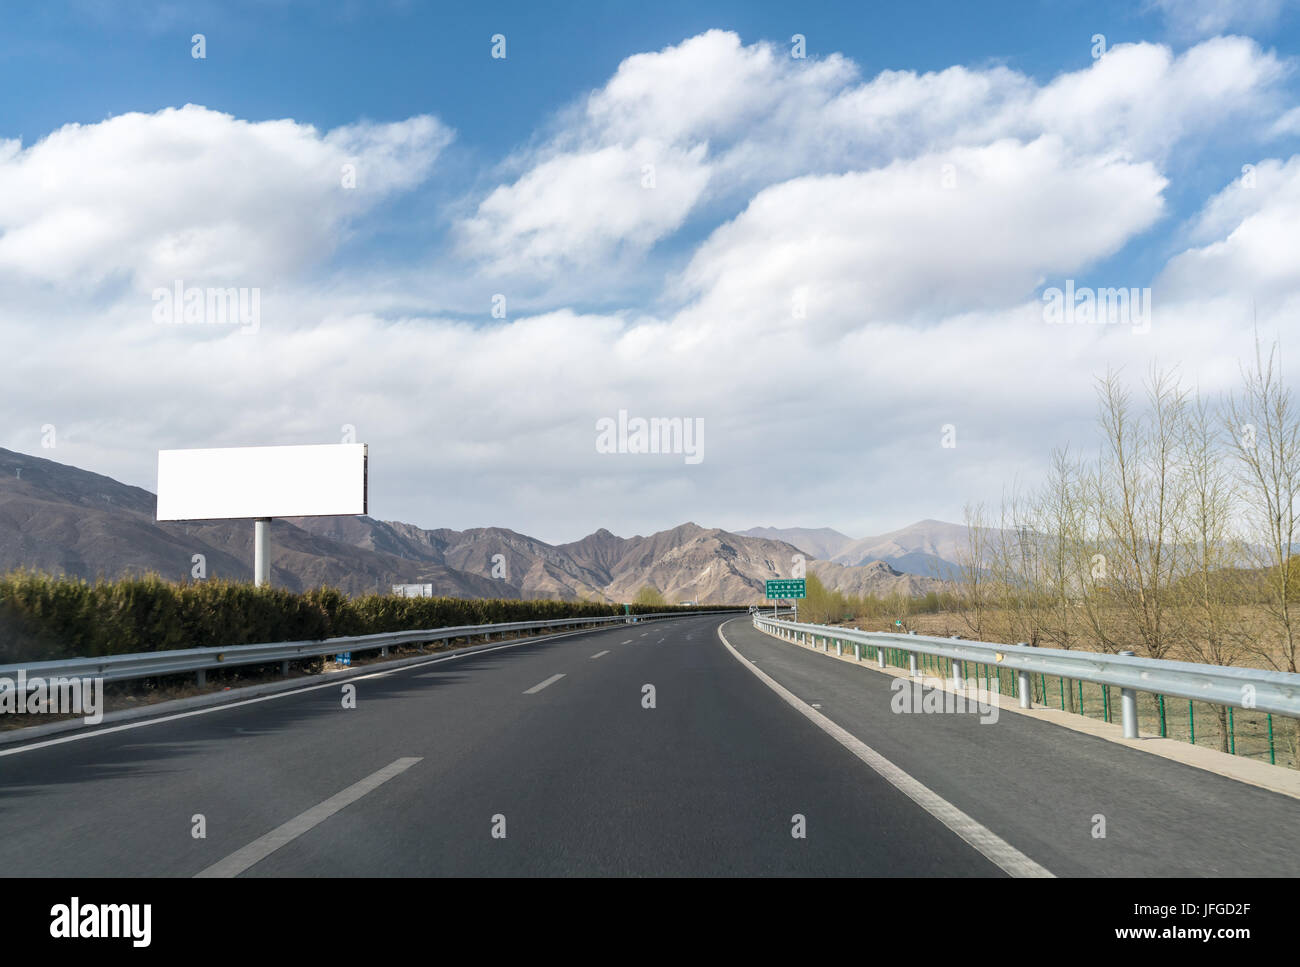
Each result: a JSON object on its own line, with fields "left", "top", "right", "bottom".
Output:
{"left": 1271, "top": 105, "right": 1300, "bottom": 135}
{"left": 458, "top": 140, "right": 710, "bottom": 275}
{"left": 5, "top": 30, "right": 1300, "bottom": 544}
{"left": 1158, "top": 155, "right": 1300, "bottom": 304}
{"left": 1149, "top": 0, "right": 1287, "bottom": 38}
{"left": 0, "top": 105, "right": 451, "bottom": 288}
{"left": 674, "top": 137, "right": 1166, "bottom": 336}
{"left": 455, "top": 32, "right": 1285, "bottom": 282}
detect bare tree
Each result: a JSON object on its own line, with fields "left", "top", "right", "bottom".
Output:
{"left": 1095, "top": 367, "right": 1189, "bottom": 660}
{"left": 1224, "top": 337, "right": 1300, "bottom": 676}
{"left": 1179, "top": 389, "right": 1247, "bottom": 750}
{"left": 957, "top": 501, "right": 991, "bottom": 639}
{"left": 1036, "top": 447, "right": 1088, "bottom": 653}
{"left": 995, "top": 485, "right": 1046, "bottom": 650}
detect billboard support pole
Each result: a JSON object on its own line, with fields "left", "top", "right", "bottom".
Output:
{"left": 254, "top": 518, "right": 271, "bottom": 587}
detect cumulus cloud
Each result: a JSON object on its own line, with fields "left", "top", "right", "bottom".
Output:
{"left": 455, "top": 31, "right": 1285, "bottom": 280}
{"left": 1148, "top": 0, "right": 1288, "bottom": 38}
{"left": 673, "top": 137, "right": 1167, "bottom": 337}
{"left": 0, "top": 105, "right": 451, "bottom": 288}
{"left": 5, "top": 29, "right": 1300, "bottom": 542}
{"left": 459, "top": 140, "right": 710, "bottom": 275}
{"left": 1158, "top": 156, "right": 1300, "bottom": 306}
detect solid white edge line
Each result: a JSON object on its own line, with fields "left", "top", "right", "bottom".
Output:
{"left": 523, "top": 673, "right": 566, "bottom": 694}
{"left": 194, "top": 756, "right": 422, "bottom": 878}
{"left": 716, "top": 621, "right": 1054, "bottom": 879}
{"left": 0, "top": 623, "right": 630, "bottom": 757}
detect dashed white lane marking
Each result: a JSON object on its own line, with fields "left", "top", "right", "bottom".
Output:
{"left": 621, "top": 640, "right": 633, "bottom": 644}
{"left": 590, "top": 650, "right": 610, "bottom": 659}
{"left": 716, "top": 622, "right": 1054, "bottom": 879}
{"left": 195, "top": 757, "right": 422, "bottom": 878}
{"left": 0, "top": 623, "right": 625, "bottom": 757}
{"left": 524, "top": 673, "right": 566, "bottom": 694}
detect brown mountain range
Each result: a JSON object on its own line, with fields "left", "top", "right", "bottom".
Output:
{"left": 0, "top": 447, "right": 944, "bottom": 602}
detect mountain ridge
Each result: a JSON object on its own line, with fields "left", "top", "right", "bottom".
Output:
{"left": 0, "top": 448, "right": 947, "bottom": 602}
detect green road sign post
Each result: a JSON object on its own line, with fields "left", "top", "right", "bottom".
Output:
{"left": 765, "top": 579, "right": 806, "bottom": 620}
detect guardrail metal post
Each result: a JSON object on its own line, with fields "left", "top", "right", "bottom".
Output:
{"left": 909, "top": 652, "right": 918, "bottom": 677}
{"left": 197, "top": 668, "right": 206, "bottom": 688}
{"left": 1118, "top": 650, "right": 1138, "bottom": 738}
{"left": 952, "top": 659, "right": 964, "bottom": 690}
{"left": 1017, "top": 670, "right": 1031, "bottom": 708}
{"left": 877, "top": 646, "right": 885, "bottom": 668}
{"left": 854, "top": 642, "right": 860, "bottom": 661}
{"left": 836, "top": 639, "right": 843, "bottom": 656}
{"left": 281, "top": 660, "right": 289, "bottom": 676}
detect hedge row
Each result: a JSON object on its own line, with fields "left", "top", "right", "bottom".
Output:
{"left": 0, "top": 571, "right": 738, "bottom": 663}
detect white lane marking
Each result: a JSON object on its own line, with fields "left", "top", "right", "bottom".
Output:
{"left": 640, "top": 633, "right": 649, "bottom": 637}
{"left": 194, "top": 757, "right": 422, "bottom": 878}
{"left": 590, "top": 650, "right": 610, "bottom": 659}
{"left": 621, "top": 640, "right": 633, "bottom": 645}
{"left": 716, "top": 623, "right": 1054, "bottom": 879}
{"left": 0, "top": 624, "right": 618, "bottom": 758}
{"left": 657, "top": 637, "right": 665, "bottom": 643}
{"left": 524, "top": 673, "right": 566, "bottom": 694}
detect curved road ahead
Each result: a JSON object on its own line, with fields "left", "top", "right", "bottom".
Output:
{"left": 0, "top": 614, "right": 1294, "bottom": 876}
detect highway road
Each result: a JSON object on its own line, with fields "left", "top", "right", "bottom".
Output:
{"left": 0, "top": 614, "right": 1295, "bottom": 876}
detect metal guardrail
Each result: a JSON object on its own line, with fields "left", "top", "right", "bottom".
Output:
{"left": 752, "top": 614, "right": 1300, "bottom": 738}
{"left": 0, "top": 610, "right": 742, "bottom": 691}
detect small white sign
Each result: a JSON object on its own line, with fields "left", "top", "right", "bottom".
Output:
{"left": 392, "top": 584, "right": 434, "bottom": 598}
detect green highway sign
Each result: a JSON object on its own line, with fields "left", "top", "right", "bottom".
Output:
{"left": 765, "top": 579, "right": 806, "bottom": 600}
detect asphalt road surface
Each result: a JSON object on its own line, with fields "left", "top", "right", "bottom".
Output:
{"left": 0, "top": 614, "right": 1294, "bottom": 876}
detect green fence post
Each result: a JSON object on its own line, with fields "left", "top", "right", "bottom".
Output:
{"left": 1102, "top": 685, "right": 1110, "bottom": 723}
{"left": 1158, "top": 694, "right": 1167, "bottom": 738}
{"left": 1078, "top": 680, "right": 1084, "bottom": 715}
{"left": 1059, "top": 677, "right": 1065, "bottom": 710}
{"left": 1188, "top": 701, "right": 1195, "bottom": 745}
{"left": 1267, "top": 714, "right": 1275, "bottom": 765}
{"left": 1228, "top": 706, "right": 1235, "bottom": 755}
{"left": 1039, "top": 673, "right": 1047, "bottom": 704}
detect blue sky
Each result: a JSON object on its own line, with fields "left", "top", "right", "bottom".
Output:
{"left": 2, "top": 0, "right": 1300, "bottom": 543}
{"left": 3, "top": 2, "right": 1205, "bottom": 140}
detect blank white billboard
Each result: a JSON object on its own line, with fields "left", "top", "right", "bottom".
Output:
{"left": 156, "top": 444, "right": 367, "bottom": 521}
